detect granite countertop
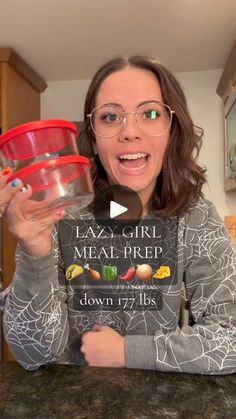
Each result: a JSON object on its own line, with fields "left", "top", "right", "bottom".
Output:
{"left": 0, "top": 361, "right": 235, "bottom": 419}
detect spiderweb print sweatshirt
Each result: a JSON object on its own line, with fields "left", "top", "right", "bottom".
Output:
{"left": 2, "top": 197, "right": 236, "bottom": 374}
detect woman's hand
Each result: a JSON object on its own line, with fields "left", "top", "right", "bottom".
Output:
{"left": 0, "top": 167, "right": 65, "bottom": 257}
{"left": 81, "top": 324, "right": 125, "bottom": 368}
{"left": 0, "top": 168, "right": 23, "bottom": 216}
{"left": 4, "top": 181, "right": 65, "bottom": 257}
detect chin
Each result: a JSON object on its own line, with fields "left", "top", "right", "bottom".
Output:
{"left": 119, "top": 179, "right": 153, "bottom": 193}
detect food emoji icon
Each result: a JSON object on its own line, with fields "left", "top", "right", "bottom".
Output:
{"left": 66, "top": 264, "right": 84, "bottom": 280}
{"left": 136, "top": 264, "right": 153, "bottom": 280}
{"left": 84, "top": 264, "right": 101, "bottom": 280}
{"left": 153, "top": 266, "right": 171, "bottom": 279}
{"left": 119, "top": 266, "right": 136, "bottom": 282}
{"left": 101, "top": 264, "right": 117, "bottom": 281}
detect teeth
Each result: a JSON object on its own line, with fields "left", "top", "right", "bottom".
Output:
{"left": 119, "top": 153, "right": 147, "bottom": 160}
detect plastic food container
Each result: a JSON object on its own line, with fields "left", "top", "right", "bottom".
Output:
{"left": 0, "top": 120, "right": 79, "bottom": 172}
{"left": 7, "top": 156, "right": 94, "bottom": 219}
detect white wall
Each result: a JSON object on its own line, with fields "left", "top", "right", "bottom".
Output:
{"left": 41, "top": 80, "right": 91, "bottom": 121}
{"left": 177, "top": 70, "right": 236, "bottom": 218}
{"left": 41, "top": 70, "right": 236, "bottom": 219}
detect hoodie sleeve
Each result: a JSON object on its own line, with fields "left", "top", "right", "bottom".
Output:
{"left": 125, "top": 200, "right": 236, "bottom": 374}
{"left": 2, "top": 228, "right": 69, "bottom": 370}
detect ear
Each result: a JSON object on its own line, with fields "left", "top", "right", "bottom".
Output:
{"left": 92, "top": 143, "right": 98, "bottom": 155}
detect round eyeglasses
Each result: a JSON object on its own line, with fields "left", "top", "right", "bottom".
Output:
{"left": 87, "top": 101, "right": 175, "bottom": 138}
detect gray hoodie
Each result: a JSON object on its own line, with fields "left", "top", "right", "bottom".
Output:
{"left": 2, "top": 197, "right": 236, "bottom": 374}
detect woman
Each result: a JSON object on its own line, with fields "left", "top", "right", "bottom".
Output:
{"left": 2, "top": 56, "right": 236, "bottom": 374}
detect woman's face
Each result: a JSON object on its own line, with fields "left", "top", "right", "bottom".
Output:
{"left": 94, "top": 67, "right": 170, "bottom": 202}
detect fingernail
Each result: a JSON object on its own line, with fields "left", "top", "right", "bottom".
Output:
{"left": 2, "top": 167, "right": 12, "bottom": 176}
{"left": 11, "top": 178, "right": 21, "bottom": 188}
{"left": 20, "top": 185, "right": 28, "bottom": 192}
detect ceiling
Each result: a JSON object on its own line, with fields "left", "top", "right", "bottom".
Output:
{"left": 0, "top": 0, "right": 236, "bottom": 82}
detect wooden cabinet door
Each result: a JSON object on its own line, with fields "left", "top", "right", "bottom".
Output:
{"left": 1, "top": 62, "right": 40, "bottom": 361}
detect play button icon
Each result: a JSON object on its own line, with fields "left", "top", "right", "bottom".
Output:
{"left": 110, "top": 201, "right": 128, "bottom": 219}
{"left": 93, "top": 185, "right": 143, "bottom": 233}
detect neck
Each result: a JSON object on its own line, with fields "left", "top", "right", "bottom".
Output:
{"left": 138, "top": 189, "right": 154, "bottom": 218}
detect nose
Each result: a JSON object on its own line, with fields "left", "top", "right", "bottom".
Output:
{"left": 118, "top": 113, "right": 142, "bottom": 142}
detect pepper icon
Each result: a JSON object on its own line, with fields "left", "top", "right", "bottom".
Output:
{"left": 119, "top": 266, "right": 136, "bottom": 282}
{"left": 101, "top": 265, "right": 117, "bottom": 281}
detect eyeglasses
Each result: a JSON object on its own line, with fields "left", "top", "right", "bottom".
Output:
{"left": 87, "top": 101, "right": 175, "bottom": 138}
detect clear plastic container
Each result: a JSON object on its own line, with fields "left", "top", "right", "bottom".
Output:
{"left": 7, "top": 156, "right": 94, "bottom": 219}
{"left": 0, "top": 120, "right": 79, "bottom": 172}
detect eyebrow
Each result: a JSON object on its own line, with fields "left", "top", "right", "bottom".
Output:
{"left": 101, "top": 102, "right": 122, "bottom": 107}
{"left": 138, "top": 100, "right": 161, "bottom": 106}
{"left": 101, "top": 100, "right": 161, "bottom": 108}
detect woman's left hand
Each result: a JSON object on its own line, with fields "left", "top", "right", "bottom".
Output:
{"left": 81, "top": 324, "right": 125, "bottom": 367}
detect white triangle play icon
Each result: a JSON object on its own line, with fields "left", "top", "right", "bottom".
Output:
{"left": 110, "top": 201, "right": 128, "bottom": 219}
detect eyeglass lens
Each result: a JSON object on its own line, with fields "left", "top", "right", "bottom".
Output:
{"left": 91, "top": 102, "right": 172, "bottom": 137}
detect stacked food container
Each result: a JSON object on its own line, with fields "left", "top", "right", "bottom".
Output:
{"left": 0, "top": 120, "right": 94, "bottom": 219}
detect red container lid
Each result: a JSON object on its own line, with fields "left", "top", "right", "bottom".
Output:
{"left": 0, "top": 120, "right": 78, "bottom": 160}
{"left": 0, "top": 120, "right": 78, "bottom": 144}
{"left": 8, "top": 155, "right": 91, "bottom": 192}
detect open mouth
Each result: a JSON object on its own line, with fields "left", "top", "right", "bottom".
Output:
{"left": 118, "top": 153, "right": 149, "bottom": 170}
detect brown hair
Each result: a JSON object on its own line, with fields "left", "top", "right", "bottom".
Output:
{"left": 79, "top": 56, "right": 207, "bottom": 216}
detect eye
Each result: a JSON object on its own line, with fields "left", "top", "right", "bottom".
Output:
{"left": 100, "top": 112, "right": 120, "bottom": 123}
{"left": 143, "top": 109, "right": 160, "bottom": 120}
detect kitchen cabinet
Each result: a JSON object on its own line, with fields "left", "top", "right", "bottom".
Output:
{"left": 0, "top": 48, "right": 47, "bottom": 361}
{"left": 217, "top": 40, "right": 236, "bottom": 191}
